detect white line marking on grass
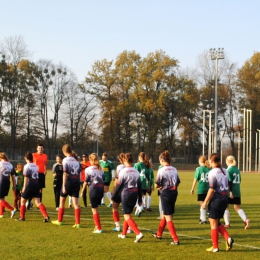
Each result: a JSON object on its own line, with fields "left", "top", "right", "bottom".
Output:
{"left": 48, "top": 211, "right": 260, "bottom": 250}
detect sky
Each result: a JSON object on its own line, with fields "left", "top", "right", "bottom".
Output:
{"left": 1, "top": 1, "right": 259, "bottom": 82}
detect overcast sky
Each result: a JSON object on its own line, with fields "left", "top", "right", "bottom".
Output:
{"left": 1, "top": 1, "right": 259, "bottom": 82}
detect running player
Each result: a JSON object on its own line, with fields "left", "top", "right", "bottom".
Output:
{"left": 16, "top": 152, "right": 49, "bottom": 222}
{"left": 81, "top": 153, "right": 104, "bottom": 233}
{"left": 52, "top": 144, "right": 81, "bottom": 228}
{"left": 99, "top": 152, "right": 115, "bottom": 207}
{"left": 52, "top": 154, "right": 63, "bottom": 210}
{"left": 190, "top": 155, "right": 210, "bottom": 224}
{"left": 80, "top": 154, "right": 91, "bottom": 207}
{"left": 201, "top": 153, "right": 234, "bottom": 252}
{"left": 134, "top": 152, "right": 150, "bottom": 209}
{"left": 152, "top": 150, "right": 180, "bottom": 245}
{"left": 0, "top": 152, "right": 17, "bottom": 218}
{"left": 223, "top": 155, "right": 250, "bottom": 229}
{"left": 113, "top": 153, "right": 144, "bottom": 243}
{"left": 111, "top": 153, "right": 125, "bottom": 231}
{"left": 32, "top": 144, "right": 48, "bottom": 203}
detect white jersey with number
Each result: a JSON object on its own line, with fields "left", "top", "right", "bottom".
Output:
{"left": 208, "top": 167, "right": 228, "bottom": 197}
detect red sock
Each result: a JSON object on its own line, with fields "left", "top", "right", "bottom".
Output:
{"left": 58, "top": 208, "right": 65, "bottom": 222}
{"left": 122, "top": 220, "right": 129, "bottom": 235}
{"left": 0, "top": 202, "right": 4, "bottom": 215}
{"left": 38, "top": 203, "right": 48, "bottom": 218}
{"left": 218, "top": 224, "right": 230, "bottom": 240}
{"left": 20, "top": 205, "right": 26, "bottom": 219}
{"left": 211, "top": 228, "right": 219, "bottom": 248}
{"left": 113, "top": 211, "right": 120, "bottom": 222}
{"left": 1, "top": 200, "right": 14, "bottom": 211}
{"left": 167, "top": 220, "right": 179, "bottom": 242}
{"left": 157, "top": 218, "right": 166, "bottom": 237}
{"left": 75, "top": 208, "right": 80, "bottom": 225}
{"left": 126, "top": 218, "right": 140, "bottom": 235}
{"left": 93, "top": 213, "right": 102, "bottom": 230}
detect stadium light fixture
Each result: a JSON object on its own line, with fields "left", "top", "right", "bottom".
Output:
{"left": 209, "top": 48, "right": 224, "bottom": 153}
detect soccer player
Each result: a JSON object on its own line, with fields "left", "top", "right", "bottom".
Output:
{"left": 99, "top": 152, "right": 115, "bottom": 207}
{"left": 52, "top": 144, "right": 81, "bottom": 228}
{"left": 223, "top": 155, "right": 250, "bottom": 229}
{"left": 14, "top": 162, "right": 24, "bottom": 210}
{"left": 190, "top": 155, "right": 210, "bottom": 224}
{"left": 201, "top": 153, "right": 234, "bottom": 253}
{"left": 80, "top": 153, "right": 91, "bottom": 207}
{"left": 145, "top": 161, "right": 154, "bottom": 212}
{"left": 134, "top": 152, "right": 150, "bottom": 209}
{"left": 16, "top": 152, "right": 49, "bottom": 222}
{"left": 152, "top": 150, "right": 180, "bottom": 245}
{"left": 81, "top": 153, "right": 104, "bottom": 233}
{"left": 113, "top": 153, "right": 144, "bottom": 243}
{"left": 52, "top": 154, "right": 63, "bottom": 210}
{"left": 0, "top": 152, "right": 17, "bottom": 218}
{"left": 32, "top": 144, "right": 48, "bottom": 203}
{"left": 111, "top": 153, "right": 125, "bottom": 231}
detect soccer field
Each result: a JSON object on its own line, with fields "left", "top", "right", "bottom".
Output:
{"left": 1, "top": 170, "right": 260, "bottom": 260}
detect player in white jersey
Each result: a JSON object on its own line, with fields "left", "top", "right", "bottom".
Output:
{"left": 111, "top": 153, "right": 125, "bottom": 231}
{"left": 52, "top": 144, "right": 81, "bottom": 228}
{"left": 152, "top": 150, "right": 180, "bottom": 245}
{"left": 16, "top": 152, "right": 49, "bottom": 222}
{"left": 201, "top": 153, "right": 234, "bottom": 253}
{"left": 81, "top": 153, "right": 104, "bottom": 233}
{"left": 112, "top": 153, "right": 144, "bottom": 243}
{"left": 0, "top": 152, "right": 17, "bottom": 218}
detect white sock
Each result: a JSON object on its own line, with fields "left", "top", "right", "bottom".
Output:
{"left": 224, "top": 209, "right": 230, "bottom": 225}
{"left": 106, "top": 192, "right": 112, "bottom": 203}
{"left": 68, "top": 196, "right": 72, "bottom": 206}
{"left": 101, "top": 197, "right": 104, "bottom": 204}
{"left": 147, "top": 196, "right": 152, "bottom": 208}
{"left": 238, "top": 209, "right": 247, "bottom": 222}
{"left": 115, "top": 221, "right": 120, "bottom": 227}
{"left": 200, "top": 207, "right": 206, "bottom": 222}
{"left": 159, "top": 198, "right": 162, "bottom": 218}
{"left": 142, "top": 196, "right": 146, "bottom": 208}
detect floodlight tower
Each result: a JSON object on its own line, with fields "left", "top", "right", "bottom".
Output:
{"left": 209, "top": 48, "right": 224, "bottom": 153}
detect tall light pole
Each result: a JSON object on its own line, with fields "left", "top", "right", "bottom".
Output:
{"left": 210, "top": 48, "right": 224, "bottom": 153}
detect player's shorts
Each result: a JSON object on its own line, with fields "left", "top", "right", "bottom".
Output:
{"left": 89, "top": 188, "right": 103, "bottom": 208}
{"left": 160, "top": 189, "right": 178, "bottom": 215}
{"left": 60, "top": 182, "right": 80, "bottom": 198}
{"left": 121, "top": 190, "right": 138, "bottom": 214}
{"left": 22, "top": 185, "right": 40, "bottom": 199}
{"left": 142, "top": 189, "right": 147, "bottom": 196}
{"left": 112, "top": 194, "right": 121, "bottom": 204}
{"left": 228, "top": 196, "right": 241, "bottom": 205}
{"left": 0, "top": 186, "right": 9, "bottom": 198}
{"left": 104, "top": 181, "right": 111, "bottom": 187}
{"left": 197, "top": 193, "right": 207, "bottom": 201}
{"left": 38, "top": 173, "right": 46, "bottom": 189}
{"left": 208, "top": 195, "right": 228, "bottom": 219}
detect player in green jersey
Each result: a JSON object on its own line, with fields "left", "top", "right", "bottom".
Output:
{"left": 223, "top": 155, "right": 250, "bottom": 229}
{"left": 190, "top": 156, "right": 210, "bottom": 224}
{"left": 134, "top": 152, "right": 150, "bottom": 210}
{"left": 145, "top": 165, "right": 154, "bottom": 211}
{"left": 99, "top": 152, "right": 115, "bottom": 207}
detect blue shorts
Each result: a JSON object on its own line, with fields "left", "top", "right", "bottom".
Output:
{"left": 121, "top": 190, "right": 138, "bottom": 214}
{"left": 89, "top": 188, "right": 103, "bottom": 208}
{"left": 160, "top": 189, "right": 178, "bottom": 215}
{"left": 22, "top": 186, "right": 40, "bottom": 199}
{"left": 208, "top": 196, "right": 228, "bottom": 219}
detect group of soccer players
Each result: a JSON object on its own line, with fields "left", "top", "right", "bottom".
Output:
{"left": 0, "top": 143, "right": 250, "bottom": 252}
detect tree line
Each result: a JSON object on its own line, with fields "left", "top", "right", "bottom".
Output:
{"left": 0, "top": 36, "right": 259, "bottom": 162}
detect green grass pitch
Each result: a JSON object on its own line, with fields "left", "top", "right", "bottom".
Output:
{"left": 1, "top": 170, "right": 260, "bottom": 260}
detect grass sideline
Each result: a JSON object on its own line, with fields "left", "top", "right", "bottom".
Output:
{"left": 1, "top": 170, "right": 260, "bottom": 260}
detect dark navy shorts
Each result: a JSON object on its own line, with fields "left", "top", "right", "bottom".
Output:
{"left": 208, "top": 196, "right": 228, "bottom": 219}
{"left": 160, "top": 189, "right": 178, "bottom": 215}
{"left": 38, "top": 173, "right": 46, "bottom": 189}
